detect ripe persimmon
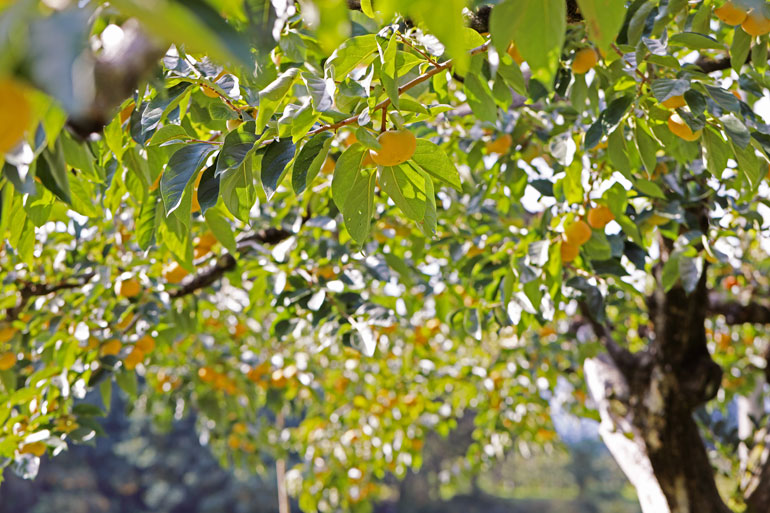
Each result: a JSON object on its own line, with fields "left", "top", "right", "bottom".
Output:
{"left": 587, "top": 206, "right": 615, "bottom": 229}
{"left": 564, "top": 220, "right": 592, "bottom": 246}
{"left": 370, "top": 129, "right": 417, "bottom": 166}
{"left": 572, "top": 48, "right": 598, "bottom": 74}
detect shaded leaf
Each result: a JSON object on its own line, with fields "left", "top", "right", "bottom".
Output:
{"left": 160, "top": 143, "right": 216, "bottom": 215}
{"left": 259, "top": 138, "right": 296, "bottom": 199}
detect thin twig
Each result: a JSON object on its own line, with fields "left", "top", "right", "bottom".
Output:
{"left": 380, "top": 107, "right": 387, "bottom": 132}
{"left": 398, "top": 34, "right": 439, "bottom": 65}
{"left": 307, "top": 41, "right": 490, "bottom": 136}
{"left": 188, "top": 138, "right": 223, "bottom": 145}
{"left": 611, "top": 43, "right": 648, "bottom": 84}
{"left": 5, "top": 272, "right": 96, "bottom": 321}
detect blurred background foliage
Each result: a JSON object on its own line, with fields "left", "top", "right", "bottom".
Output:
{"left": 0, "top": 387, "right": 639, "bottom": 513}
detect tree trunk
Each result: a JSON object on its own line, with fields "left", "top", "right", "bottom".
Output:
{"left": 584, "top": 355, "right": 731, "bottom": 513}
{"left": 276, "top": 410, "right": 290, "bottom": 513}
{"left": 582, "top": 223, "right": 734, "bottom": 513}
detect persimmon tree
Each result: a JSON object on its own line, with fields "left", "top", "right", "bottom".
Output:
{"left": 1, "top": 1, "right": 770, "bottom": 512}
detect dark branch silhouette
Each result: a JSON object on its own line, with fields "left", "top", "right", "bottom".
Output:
{"left": 6, "top": 272, "right": 96, "bottom": 321}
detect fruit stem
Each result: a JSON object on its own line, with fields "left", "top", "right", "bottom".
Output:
{"left": 380, "top": 107, "right": 387, "bottom": 132}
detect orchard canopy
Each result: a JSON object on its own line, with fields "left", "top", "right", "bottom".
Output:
{"left": 3, "top": 0, "right": 770, "bottom": 512}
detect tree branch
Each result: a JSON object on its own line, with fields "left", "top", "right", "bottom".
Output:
{"left": 5, "top": 272, "right": 96, "bottom": 321}
{"left": 67, "top": 19, "right": 165, "bottom": 138}
{"left": 306, "top": 42, "right": 489, "bottom": 136}
{"left": 577, "top": 301, "right": 637, "bottom": 377}
{"left": 694, "top": 55, "right": 732, "bottom": 73}
{"left": 168, "top": 227, "right": 293, "bottom": 298}
{"left": 707, "top": 294, "right": 770, "bottom": 325}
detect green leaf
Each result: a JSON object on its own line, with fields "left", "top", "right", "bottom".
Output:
{"left": 731, "top": 26, "right": 751, "bottom": 73}
{"left": 24, "top": 186, "right": 54, "bottom": 227}
{"left": 205, "top": 207, "right": 237, "bottom": 255}
{"left": 419, "top": 172, "right": 437, "bottom": 236}
{"left": 256, "top": 68, "right": 300, "bottom": 132}
{"left": 115, "top": 369, "right": 137, "bottom": 398}
{"left": 627, "top": 2, "right": 655, "bottom": 45}
{"left": 160, "top": 143, "right": 216, "bottom": 216}
{"left": 360, "top": 0, "right": 374, "bottom": 17}
{"left": 732, "top": 140, "right": 760, "bottom": 189}
{"left": 216, "top": 126, "right": 258, "bottom": 177}
{"left": 397, "top": 96, "right": 430, "bottom": 115}
{"left": 583, "top": 232, "right": 613, "bottom": 261}
{"left": 332, "top": 143, "right": 367, "bottom": 211}
{"left": 617, "top": 215, "right": 643, "bottom": 247}
{"left": 69, "top": 176, "right": 101, "bottom": 218}
{"left": 408, "top": 0, "right": 469, "bottom": 73}
{"left": 591, "top": 258, "right": 628, "bottom": 277}
{"left": 464, "top": 74, "right": 497, "bottom": 124}
{"left": 634, "top": 122, "right": 659, "bottom": 173}
{"left": 60, "top": 131, "right": 96, "bottom": 179}
{"left": 497, "top": 60, "right": 528, "bottom": 97}
{"left": 705, "top": 85, "right": 741, "bottom": 113}
{"left": 220, "top": 154, "right": 255, "bottom": 223}
{"left": 584, "top": 119, "right": 604, "bottom": 150}
{"left": 607, "top": 128, "right": 631, "bottom": 176}
{"left": 354, "top": 128, "right": 382, "bottom": 150}
{"left": 634, "top": 178, "right": 666, "bottom": 199}
{"left": 196, "top": 165, "right": 219, "bottom": 214}
{"left": 576, "top": 0, "right": 626, "bottom": 51}
{"left": 379, "top": 165, "right": 429, "bottom": 221}
{"left": 301, "top": 72, "right": 333, "bottom": 112}
{"left": 149, "top": 124, "right": 191, "bottom": 146}
{"left": 0, "top": 183, "right": 14, "bottom": 238}
{"left": 691, "top": 1, "right": 711, "bottom": 33}
{"left": 464, "top": 308, "right": 482, "bottom": 341}
{"left": 650, "top": 78, "right": 690, "bottom": 102}
{"left": 564, "top": 161, "right": 583, "bottom": 204}
{"left": 342, "top": 168, "right": 376, "bottom": 245}
{"left": 661, "top": 252, "right": 680, "bottom": 292}
{"left": 379, "top": 33, "right": 399, "bottom": 109}
{"left": 37, "top": 145, "right": 71, "bottom": 204}
{"left": 752, "top": 39, "right": 768, "bottom": 72}
{"left": 314, "top": 0, "right": 351, "bottom": 53}
{"left": 292, "top": 132, "right": 333, "bottom": 194}
{"left": 684, "top": 89, "right": 708, "bottom": 116}
{"left": 703, "top": 127, "right": 730, "bottom": 178}
{"left": 259, "top": 138, "right": 296, "bottom": 199}
{"left": 136, "top": 189, "right": 161, "bottom": 251}
{"left": 491, "top": 0, "right": 566, "bottom": 79}
{"left": 410, "top": 139, "right": 462, "bottom": 191}
{"left": 139, "top": 83, "right": 191, "bottom": 140}
{"left": 603, "top": 96, "right": 634, "bottom": 129}
{"left": 722, "top": 114, "right": 750, "bottom": 148}
{"left": 668, "top": 32, "right": 724, "bottom": 50}
{"left": 325, "top": 34, "right": 377, "bottom": 80}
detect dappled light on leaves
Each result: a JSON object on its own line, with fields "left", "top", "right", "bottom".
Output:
{"left": 2, "top": 1, "right": 770, "bottom": 512}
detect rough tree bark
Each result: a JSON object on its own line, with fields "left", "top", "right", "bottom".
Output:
{"left": 584, "top": 206, "right": 770, "bottom": 513}
{"left": 584, "top": 271, "right": 730, "bottom": 513}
